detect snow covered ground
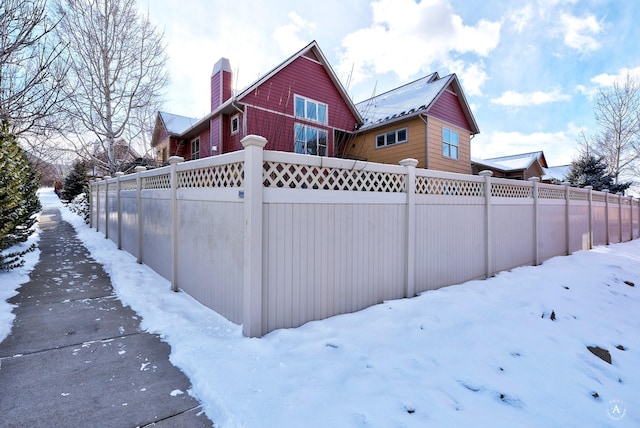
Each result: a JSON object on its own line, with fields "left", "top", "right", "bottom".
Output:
{"left": 2, "top": 188, "right": 639, "bottom": 427}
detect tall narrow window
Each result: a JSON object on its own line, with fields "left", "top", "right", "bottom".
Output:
{"left": 294, "top": 123, "right": 328, "bottom": 156}
{"left": 442, "top": 127, "right": 459, "bottom": 159}
{"left": 191, "top": 137, "right": 200, "bottom": 160}
{"left": 294, "top": 95, "right": 328, "bottom": 125}
{"left": 230, "top": 114, "right": 239, "bottom": 135}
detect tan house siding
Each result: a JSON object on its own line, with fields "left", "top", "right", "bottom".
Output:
{"left": 426, "top": 117, "right": 471, "bottom": 175}
{"left": 346, "top": 119, "right": 427, "bottom": 167}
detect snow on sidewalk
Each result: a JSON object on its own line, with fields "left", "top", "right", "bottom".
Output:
{"left": 3, "top": 188, "right": 639, "bottom": 427}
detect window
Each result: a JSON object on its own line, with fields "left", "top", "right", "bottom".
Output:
{"left": 294, "top": 95, "right": 328, "bottom": 124}
{"left": 375, "top": 128, "right": 408, "bottom": 148}
{"left": 442, "top": 127, "right": 459, "bottom": 159}
{"left": 294, "top": 124, "right": 328, "bottom": 156}
{"left": 191, "top": 137, "right": 200, "bottom": 160}
{"left": 231, "top": 114, "right": 239, "bottom": 135}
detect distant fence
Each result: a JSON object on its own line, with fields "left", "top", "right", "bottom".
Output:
{"left": 89, "top": 135, "right": 640, "bottom": 337}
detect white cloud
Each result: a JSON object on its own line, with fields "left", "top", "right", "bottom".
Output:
{"left": 559, "top": 13, "right": 602, "bottom": 53}
{"left": 272, "top": 12, "right": 316, "bottom": 55}
{"left": 590, "top": 66, "right": 640, "bottom": 87}
{"left": 472, "top": 124, "right": 582, "bottom": 165}
{"left": 490, "top": 89, "right": 571, "bottom": 107}
{"left": 337, "top": 0, "right": 501, "bottom": 87}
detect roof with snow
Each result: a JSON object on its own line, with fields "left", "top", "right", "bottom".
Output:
{"left": 473, "top": 151, "right": 548, "bottom": 172}
{"left": 543, "top": 165, "right": 571, "bottom": 182}
{"left": 159, "top": 112, "right": 200, "bottom": 135}
{"left": 355, "top": 73, "right": 479, "bottom": 134}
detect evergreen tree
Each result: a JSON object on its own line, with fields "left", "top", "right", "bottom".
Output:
{"left": 0, "top": 120, "right": 42, "bottom": 270}
{"left": 62, "top": 160, "right": 89, "bottom": 201}
{"left": 565, "top": 154, "right": 632, "bottom": 194}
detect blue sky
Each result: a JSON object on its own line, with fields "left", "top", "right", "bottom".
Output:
{"left": 143, "top": 0, "right": 640, "bottom": 167}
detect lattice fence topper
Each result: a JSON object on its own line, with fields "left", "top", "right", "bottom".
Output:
{"left": 538, "top": 187, "right": 566, "bottom": 200}
{"left": 415, "top": 176, "right": 484, "bottom": 196}
{"left": 592, "top": 194, "right": 606, "bottom": 203}
{"left": 262, "top": 161, "right": 405, "bottom": 192}
{"left": 120, "top": 179, "right": 138, "bottom": 191}
{"left": 491, "top": 183, "right": 532, "bottom": 198}
{"left": 142, "top": 174, "right": 171, "bottom": 190}
{"left": 178, "top": 162, "right": 244, "bottom": 188}
{"left": 107, "top": 182, "right": 117, "bottom": 193}
{"left": 569, "top": 190, "right": 589, "bottom": 201}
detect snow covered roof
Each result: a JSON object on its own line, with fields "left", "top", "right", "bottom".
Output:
{"left": 159, "top": 112, "right": 200, "bottom": 135}
{"left": 473, "top": 151, "right": 546, "bottom": 172}
{"left": 355, "top": 73, "right": 479, "bottom": 134}
{"left": 543, "top": 165, "right": 571, "bottom": 182}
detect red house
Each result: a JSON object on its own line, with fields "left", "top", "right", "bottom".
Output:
{"left": 151, "top": 41, "right": 362, "bottom": 162}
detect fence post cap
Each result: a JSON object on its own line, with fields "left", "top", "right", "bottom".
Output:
{"left": 399, "top": 158, "right": 419, "bottom": 167}
{"left": 114, "top": 172, "right": 125, "bottom": 177}
{"left": 103, "top": 175, "right": 111, "bottom": 179}
{"left": 478, "top": 170, "right": 493, "bottom": 177}
{"left": 585, "top": 185, "right": 593, "bottom": 190}
{"left": 168, "top": 156, "right": 185, "bottom": 164}
{"left": 241, "top": 134, "right": 268, "bottom": 148}
{"left": 134, "top": 166, "right": 147, "bottom": 173}
{"left": 561, "top": 181, "right": 570, "bottom": 186}
{"left": 528, "top": 176, "right": 540, "bottom": 182}
{"left": 603, "top": 189, "right": 610, "bottom": 193}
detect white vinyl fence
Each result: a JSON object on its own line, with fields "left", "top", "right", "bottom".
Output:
{"left": 89, "top": 135, "right": 640, "bottom": 337}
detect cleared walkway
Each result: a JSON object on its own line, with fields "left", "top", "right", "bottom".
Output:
{"left": 0, "top": 208, "right": 212, "bottom": 427}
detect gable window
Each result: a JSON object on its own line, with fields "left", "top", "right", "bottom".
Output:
{"left": 375, "top": 128, "right": 408, "bottom": 148}
{"left": 230, "top": 114, "right": 239, "bottom": 135}
{"left": 294, "top": 123, "right": 328, "bottom": 156}
{"left": 442, "top": 127, "right": 459, "bottom": 159}
{"left": 295, "top": 95, "right": 328, "bottom": 125}
{"left": 191, "top": 137, "right": 200, "bottom": 160}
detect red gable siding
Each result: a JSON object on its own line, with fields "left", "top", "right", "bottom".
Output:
{"left": 428, "top": 85, "right": 471, "bottom": 131}
{"left": 238, "top": 55, "right": 358, "bottom": 155}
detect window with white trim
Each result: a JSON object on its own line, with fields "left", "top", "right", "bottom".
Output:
{"left": 442, "top": 127, "right": 459, "bottom": 159}
{"left": 230, "top": 114, "right": 239, "bottom": 135}
{"left": 191, "top": 137, "right": 200, "bottom": 160}
{"left": 294, "top": 95, "right": 328, "bottom": 125}
{"left": 375, "top": 128, "right": 408, "bottom": 148}
{"left": 294, "top": 123, "right": 328, "bottom": 156}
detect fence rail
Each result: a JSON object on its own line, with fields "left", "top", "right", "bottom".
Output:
{"left": 89, "top": 135, "right": 640, "bottom": 337}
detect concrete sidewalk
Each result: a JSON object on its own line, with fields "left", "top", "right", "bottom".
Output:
{"left": 0, "top": 208, "right": 212, "bottom": 427}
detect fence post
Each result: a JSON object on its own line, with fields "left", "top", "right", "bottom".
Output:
{"left": 134, "top": 166, "right": 147, "bottom": 264}
{"left": 618, "top": 193, "right": 623, "bottom": 243}
{"left": 630, "top": 196, "right": 635, "bottom": 241}
{"left": 103, "top": 176, "right": 111, "bottom": 240}
{"left": 169, "top": 156, "right": 184, "bottom": 292}
{"left": 400, "top": 158, "right": 418, "bottom": 298}
{"left": 479, "top": 170, "right": 493, "bottom": 278}
{"left": 241, "top": 135, "right": 267, "bottom": 338}
{"left": 529, "top": 177, "right": 540, "bottom": 265}
{"left": 603, "top": 190, "right": 610, "bottom": 245}
{"left": 89, "top": 182, "right": 94, "bottom": 229}
{"left": 563, "top": 182, "right": 571, "bottom": 255}
{"left": 95, "top": 180, "right": 101, "bottom": 233}
{"left": 585, "top": 186, "right": 593, "bottom": 249}
{"left": 114, "top": 172, "right": 124, "bottom": 250}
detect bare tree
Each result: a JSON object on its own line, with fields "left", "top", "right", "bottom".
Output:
{"left": 0, "top": 0, "right": 67, "bottom": 136}
{"left": 54, "top": 0, "right": 169, "bottom": 176}
{"left": 589, "top": 73, "right": 640, "bottom": 186}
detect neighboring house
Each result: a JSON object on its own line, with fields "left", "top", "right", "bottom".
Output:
{"left": 151, "top": 41, "right": 361, "bottom": 161}
{"left": 542, "top": 164, "right": 571, "bottom": 184}
{"left": 341, "top": 73, "right": 480, "bottom": 174}
{"left": 471, "top": 151, "right": 548, "bottom": 180}
{"left": 91, "top": 139, "right": 146, "bottom": 176}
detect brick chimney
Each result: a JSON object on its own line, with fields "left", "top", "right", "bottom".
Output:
{"left": 211, "top": 58, "right": 232, "bottom": 111}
